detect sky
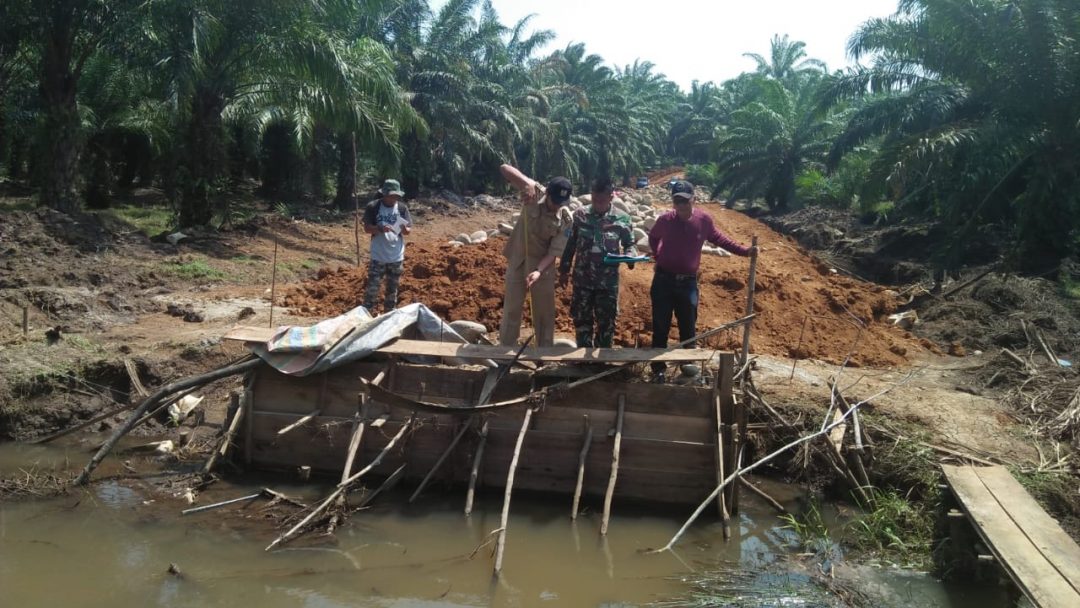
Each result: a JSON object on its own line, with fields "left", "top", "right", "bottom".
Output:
{"left": 430, "top": 0, "right": 901, "bottom": 91}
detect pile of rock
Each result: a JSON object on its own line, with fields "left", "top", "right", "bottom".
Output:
{"left": 445, "top": 184, "right": 729, "bottom": 256}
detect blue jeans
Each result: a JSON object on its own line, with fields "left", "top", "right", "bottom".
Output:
{"left": 650, "top": 269, "right": 699, "bottom": 372}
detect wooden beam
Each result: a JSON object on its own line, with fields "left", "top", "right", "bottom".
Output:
{"left": 600, "top": 396, "right": 625, "bottom": 536}
{"left": 376, "top": 339, "right": 718, "bottom": 363}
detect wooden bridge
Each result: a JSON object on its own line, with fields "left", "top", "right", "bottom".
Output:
{"left": 941, "top": 464, "right": 1080, "bottom": 608}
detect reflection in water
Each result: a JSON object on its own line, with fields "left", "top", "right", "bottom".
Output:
{"left": 0, "top": 443, "right": 1007, "bottom": 607}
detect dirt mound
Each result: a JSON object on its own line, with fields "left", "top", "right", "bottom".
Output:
{"left": 286, "top": 203, "right": 929, "bottom": 367}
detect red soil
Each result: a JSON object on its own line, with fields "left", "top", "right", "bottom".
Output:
{"left": 285, "top": 204, "right": 932, "bottom": 367}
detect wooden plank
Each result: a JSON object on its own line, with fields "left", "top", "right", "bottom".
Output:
{"left": 943, "top": 465, "right": 1080, "bottom": 608}
{"left": 973, "top": 466, "right": 1080, "bottom": 595}
{"left": 224, "top": 326, "right": 277, "bottom": 342}
{"left": 377, "top": 339, "right": 719, "bottom": 363}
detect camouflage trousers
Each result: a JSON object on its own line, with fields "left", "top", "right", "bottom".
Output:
{"left": 570, "top": 284, "right": 619, "bottom": 347}
{"left": 364, "top": 259, "right": 403, "bottom": 314}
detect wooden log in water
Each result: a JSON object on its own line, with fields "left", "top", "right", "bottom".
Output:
{"left": 493, "top": 406, "right": 534, "bottom": 575}
{"left": 465, "top": 420, "right": 489, "bottom": 517}
{"left": 600, "top": 396, "right": 625, "bottom": 536}
{"left": 570, "top": 415, "right": 593, "bottom": 520}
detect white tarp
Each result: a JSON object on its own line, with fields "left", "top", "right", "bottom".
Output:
{"left": 248, "top": 303, "right": 475, "bottom": 376}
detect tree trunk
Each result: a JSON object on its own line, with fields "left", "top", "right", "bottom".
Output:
{"left": 38, "top": 7, "right": 81, "bottom": 213}
{"left": 180, "top": 90, "right": 226, "bottom": 227}
{"left": 334, "top": 131, "right": 357, "bottom": 211}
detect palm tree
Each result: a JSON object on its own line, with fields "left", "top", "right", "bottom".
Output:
{"left": 27, "top": 0, "right": 143, "bottom": 213}
{"left": 828, "top": 0, "right": 1080, "bottom": 263}
{"left": 713, "top": 73, "right": 835, "bottom": 211}
{"left": 744, "top": 34, "right": 827, "bottom": 83}
{"left": 144, "top": 0, "right": 413, "bottom": 226}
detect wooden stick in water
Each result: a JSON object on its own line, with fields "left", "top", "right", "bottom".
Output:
{"left": 738, "top": 477, "right": 786, "bottom": 514}
{"left": 410, "top": 416, "right": 474, "bottom": 502}
{"left": 570, "top": 415, "right": 593, "bottom": 520}
{"left": 600, "top": 396, "right": 625, "bottom": 536}
{"left": 465, "top": 420, "right": 489, "bottom": 516}
{"left": 182, "top": 493, "right": 262, "bottom": 515}
{"left": 266, "top": 415, "right": 414, "bottom": 551}
{"left": 493, "top": 407, "right": 534, "bottom": 575}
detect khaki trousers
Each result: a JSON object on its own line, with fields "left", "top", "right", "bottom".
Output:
{"left": 499, "top": 265, "right": 556, "bottom": 347}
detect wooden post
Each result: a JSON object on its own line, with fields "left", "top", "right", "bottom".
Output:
{"left": 739, "top": 477, "right": 786, "bottom": 514}
{"left": 739, "top": 236, "right": 759, "bottom": 367}
{"left": 712, "top": 380, "right": 732, "bottom": 540}
{"left": 354, "top": 198, "right": 362, "bottom": 268}
{"left": 22, "top": 305, "right": 29, "bottom": 336}
{"left": 269, "top": 237, "right": 279, "bottom": 328}
{"left": 202, "top": 391, "right": 246, "bottom": 478}
{"left": 297, "top": 465, "right": 311, "bottom": 482}
{"left": 571, "top": 415, "right": 593, "bottom": 520}
{"left": 494, "top": 406, "right": 534, "bottom": 575}
{"left": 600, "top": 396, "right": 625, "bottom": 536}
{"left": 464, "top": 420, "right": 489, "bottom": 516}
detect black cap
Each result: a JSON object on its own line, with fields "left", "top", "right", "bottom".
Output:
{"left": 546, "top": 177, "right": 573, "bottom": 205}
{"left": 671, "top": 180, "right": 694, "bottom": 200}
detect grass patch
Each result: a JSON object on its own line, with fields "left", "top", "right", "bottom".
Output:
{"left": 64, "top": 334, "right": 104, "bottom": 354}
{"left": 1012, "top": 468, "right": 1080, "bottom": 539}
{"left": 780, "top": 498, "right": 831, "bottom": 551}
{"left": 95, "top": 204, "right": 175, "bottom": 236}
{"left": 847, "top": 488, "right": 934, "bottom": 566}
{"left": 160, "top": 258, "right": 228, "bottom": 281}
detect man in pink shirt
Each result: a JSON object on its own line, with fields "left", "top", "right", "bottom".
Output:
{"left": 647, "top": 180, "right": 754, "bottom": 382}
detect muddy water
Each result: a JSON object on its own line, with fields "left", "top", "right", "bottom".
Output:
{"left": 0, "top": 443, "right": 1008, "bottom": 607}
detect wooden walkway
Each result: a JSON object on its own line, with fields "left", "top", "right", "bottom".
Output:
{"left": 941, "top": 465, "right": 1080, "bottom": 608}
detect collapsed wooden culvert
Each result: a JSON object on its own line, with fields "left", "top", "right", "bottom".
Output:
{"left": 211, "top": 309, "right": 756, "bottom": 574}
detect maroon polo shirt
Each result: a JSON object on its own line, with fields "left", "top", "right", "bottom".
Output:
{"left": 648, "top": 207, "right": 750, "bottom": 275}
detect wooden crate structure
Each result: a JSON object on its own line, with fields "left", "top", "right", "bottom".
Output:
{"left": 237, "top": 353, "right": 741, "bottom": 508}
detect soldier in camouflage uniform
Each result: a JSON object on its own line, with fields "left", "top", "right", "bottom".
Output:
{"left": 559, "top": 177, "right": 637, "bottom": 347}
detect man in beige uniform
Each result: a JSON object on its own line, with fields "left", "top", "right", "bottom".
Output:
{"left": 498, "top": 164, "right": 574, "bottom": 347}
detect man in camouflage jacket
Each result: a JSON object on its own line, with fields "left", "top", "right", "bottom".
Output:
{"left": 559, "top": 177, "right": 637, "bottom": 347}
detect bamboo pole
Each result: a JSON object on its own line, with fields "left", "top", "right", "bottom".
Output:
{"left": 76, "top": 357, "right": 261, "bottom": 485}
{"left": 570, "top": 415, "right": 593, "bottom": 520}
{"left": 493, "top": 407, "right": 534, "bottom": 575}
{"left": 739, "top": 236, "right": 759, "bottom": 367}
{"left": 600, "top": 396, "right": 625, "bottom": 536}
{"left": 464, "top": 420, "right": 489, "bottom": 516}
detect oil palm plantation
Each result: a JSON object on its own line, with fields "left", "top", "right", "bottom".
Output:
{"left": 828, "top": 0, "right": 1080, "bottom": 263}
{"left": 713, "top": 69, "right": 836, "bottom": 211}
{"left": 143, "top": 0, "right": 414, "bottom": 225}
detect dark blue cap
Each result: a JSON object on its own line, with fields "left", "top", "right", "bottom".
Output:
{"left": 546, "top": 177, "right": 573, "bottom": 204}
{"left": 671, "top": 180, "right": 695, "bottom": 200}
